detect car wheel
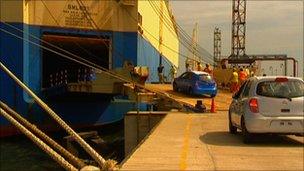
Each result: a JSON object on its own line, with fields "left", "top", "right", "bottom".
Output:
{"left": 210, "top": 94, "right": 216, "bottom": 98}
{"left": 173, "top": 83, "right": 178, "bottom": 92}
{"left": 241, "top": 117, "right": 252, "bottom": 144}
{"left": 229, "top": 112, "right": 237, "bottom": 134}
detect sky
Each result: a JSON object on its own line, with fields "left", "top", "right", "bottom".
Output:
{"left": 170, "top": 0, "right": 303, "bottom": 77}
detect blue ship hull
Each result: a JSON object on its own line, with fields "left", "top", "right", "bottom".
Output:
{"left": 1, "top": 22, "right": 173, "bottom": 137}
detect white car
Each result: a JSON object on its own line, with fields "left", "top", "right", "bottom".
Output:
{"left": 228, "top": 76, "right": 304, "bottom": 143}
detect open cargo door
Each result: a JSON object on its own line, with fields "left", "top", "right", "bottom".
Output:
{"left": 42, "top": 34, "right": 110, "bottom": 88}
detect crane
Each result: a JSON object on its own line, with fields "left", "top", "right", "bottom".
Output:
{"left": 228, "top": 0, "right": 252, "bottom": 65}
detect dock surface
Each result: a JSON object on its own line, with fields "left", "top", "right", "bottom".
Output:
{"left": 121, "top": 111, "right": 304, "bottom": 170}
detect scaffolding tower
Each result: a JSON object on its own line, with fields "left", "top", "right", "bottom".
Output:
{"left": 228, "top": 0, "right": 250, "bottom": 64}
{"left": 214, "top": 27, "right": 221, "bottom": 66}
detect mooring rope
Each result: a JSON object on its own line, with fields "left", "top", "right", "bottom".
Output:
{"left": 0, "top": 62, "right": 108, "bottom": 168}
{"left": 0, "top": 101, "right": 86, "bottom": 169}
{"left": 0, "top": 108, "right": 78, "bottom": 171}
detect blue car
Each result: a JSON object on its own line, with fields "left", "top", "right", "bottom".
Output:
{"left": 173, "top": 71, "right": 217, "bottom": 97}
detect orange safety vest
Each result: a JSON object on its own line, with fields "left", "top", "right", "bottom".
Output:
{"left": 239, "top": 71, "right": 247, "bottom": 81}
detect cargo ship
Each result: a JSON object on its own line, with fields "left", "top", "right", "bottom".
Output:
{"left": 0, "top": 0, "right": 179, "bottom": 137}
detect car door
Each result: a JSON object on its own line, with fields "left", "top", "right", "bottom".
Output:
{"left": 237, "top": 80, "right": 253, "bottom": 124}
{"left": 184, "top": 72, "right": 194, "bottom": 91}
{"left": 176, "top": 72, "right": 187, "bottom": 90}
{"left": 230, "top": 81, "right": 248, "bottom": 124}
{"left": 181, "top": 72, "right": 191, "bottom": 91}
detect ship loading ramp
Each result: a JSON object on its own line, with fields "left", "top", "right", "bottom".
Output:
{"left": 40, "top": 33, "right": 215, "bottom": 112}
{"left": 39, "top": 30, "right": 218, "bottom": 112}
{"left": 143, "top": 84, "right": 232, "bottom": 111}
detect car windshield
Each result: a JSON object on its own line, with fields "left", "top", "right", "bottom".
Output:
{"left": 199, "top": 74, "right": 212, "bottom": 82}
{"left": 256, "top": 80, "right": 304, "bottom": 98}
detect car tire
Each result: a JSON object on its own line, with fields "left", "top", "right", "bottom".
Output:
{"left": 229, "top": 112, "right": 237, "bottom": 134}
{"left": 210, "top": 94, "right": 216, "bottom": 98}
{"left": 173, "top": 83, "right": 178, "bottom": 92}
{"left": 241, "top": 117, "right": 252, "bottom": 144}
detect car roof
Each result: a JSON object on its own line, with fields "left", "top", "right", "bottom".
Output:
{"left": 255, "top": 76, "right": 303, "bottom": 82}
{"left": 190, "top": 71, "right": 210, "bottom": 75}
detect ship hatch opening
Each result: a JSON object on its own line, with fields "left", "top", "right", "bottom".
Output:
{"left": 42, "top": 34, "right": 110, "bottom": 88}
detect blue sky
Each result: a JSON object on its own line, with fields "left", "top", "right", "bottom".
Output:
{"left": 170, "top": 1, "right": 303, "bottom": 77}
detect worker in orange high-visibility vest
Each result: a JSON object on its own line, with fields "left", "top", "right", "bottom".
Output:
{"left": 239, "top": 68, "right": 247, "bottom": 86}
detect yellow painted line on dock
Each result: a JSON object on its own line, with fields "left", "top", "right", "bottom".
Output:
{"left": 179, "top": 115, "right": 192, "bottom": 170}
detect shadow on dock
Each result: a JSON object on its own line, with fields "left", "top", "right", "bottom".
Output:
{"left": 200, "top": 131, "right": 304, "bottom": 147}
